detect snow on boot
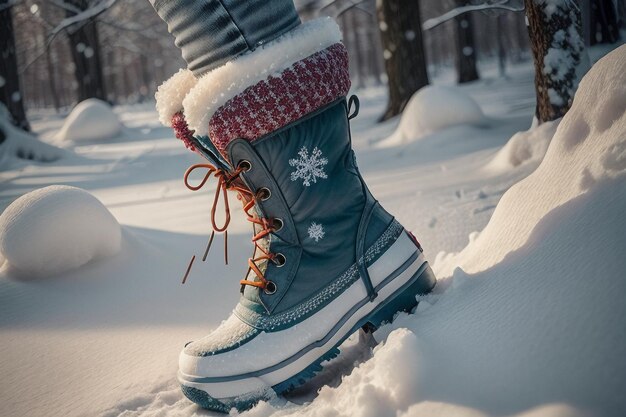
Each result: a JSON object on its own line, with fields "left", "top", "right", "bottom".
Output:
{"left": 156, "top": 17, "right": 436, "bottom": 413}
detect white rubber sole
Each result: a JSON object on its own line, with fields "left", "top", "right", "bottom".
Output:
{"left": 178, "top": 231, "right": 434, "bottom": 404}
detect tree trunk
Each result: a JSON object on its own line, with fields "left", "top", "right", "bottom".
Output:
{"left": 40, "top": 6, "right": 62, "bottom": 113}
{"left": 377, "top": 0, "right": 429, "bottom": 121}
{"left": 345, "top": 10, "right": 364, "bottom": 88}
{"left": 66, "top": 0, "right": 107, "bottom": 102}
{"left": 454, "top": 1, "right": 479, "bottom": 83}
{"left": 524, "top": 0, "right": 585, "bottom": 123}
{"left": 589, "top": 0, "right": 620, "bottom": 44}
{"left": 0, "top": 1, "right": 30, "bottom": 131}
{"left": 496, "top": 14, "right": 507, "bottom": 78}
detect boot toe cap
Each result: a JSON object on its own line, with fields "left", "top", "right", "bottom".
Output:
{"left": 179, "top": 313, "right": 260, "bottom": 377}
{"left": 183, "top": 313, "right": 259, "bottom": 357}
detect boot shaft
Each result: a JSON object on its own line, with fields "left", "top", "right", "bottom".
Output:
{"left": 227, "top": 99, "right": 395, "bottom": 315}
{"left": 156, "top": 17, "right": 405, "bottom": 319}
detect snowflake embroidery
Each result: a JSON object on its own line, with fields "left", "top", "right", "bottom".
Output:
{"left": 308, "top": 222, "right": 325, "bottom": 242}
{"left": 289, "top": 146, "right": 328, "bottom": 187}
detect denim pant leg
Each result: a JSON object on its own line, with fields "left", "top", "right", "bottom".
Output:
{"left": 150, "top": 0, "right": 301, "bottom": 77}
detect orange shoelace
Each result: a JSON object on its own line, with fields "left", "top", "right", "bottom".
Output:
{"left": 181, "top": 162, "right": 279, "bottom": 291}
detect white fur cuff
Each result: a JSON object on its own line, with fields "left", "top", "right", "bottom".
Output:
{"left": 155, "top": 68, "right": 197, "bottom": 126}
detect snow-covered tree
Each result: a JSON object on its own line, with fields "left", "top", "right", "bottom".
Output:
{"left": 524, "top": 0, "right": 586, "bottom": 123}
{"left": 0, "top": 0, "right": 30, "bottom": 131}
{"left": 377, "top": 0, "right": 429, "bottom": 121}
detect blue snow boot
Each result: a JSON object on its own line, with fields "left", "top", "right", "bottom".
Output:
{"left": 155, "top": 18, "right": 436, "bottom": 413}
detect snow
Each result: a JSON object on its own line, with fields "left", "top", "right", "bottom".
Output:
{"left": 486, "top": 119, "right": 560, "bottom": 173}
{"left": 0, "top": 185, "right": 121, "bottom": 277}
{"left": 0, "top": 103, "right": 62, "bottom": 168}
{"left": 57, "top": 98, "right": 122, "bottom": 142}
{"left": 0, "top": 44, "right": 624, "bottom": 417}
{"left": 437, "top": 44, "right": 625, "bottom": 277}
{"left": 378, "top": 85, "right": 486, "bottom": 147}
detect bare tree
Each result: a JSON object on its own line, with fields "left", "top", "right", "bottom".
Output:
{"left": 0, "top": 0, "right": 30, "bottom": 131}
{"left": 453, "top": 0, "right": 479, "bottom": 83}
{"left": 589, "top": 0, "right": 619, "bottom": 44}
{"left": 423, "top": 1, "right": 526, "bottom": 83}
{"left": 63, "top": 0, "right": 108, "bottom": 101}
{"left": 524, "top": 0, "right": 585, "bottom": 123}
{"left": 377, "top": 0, "right": 429, "bottom": 121}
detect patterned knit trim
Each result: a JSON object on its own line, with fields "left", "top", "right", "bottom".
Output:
{"left": 208, "top": 43, "right": 350, "bottom": 155}
{"left": 171, "top": 111, "right": 197, "bottom": 152}
{"left": 182, "top": 17, "right": 343, "bottom": 137}
{"left": 234, "top": 220, "right": 404, "bottom": 331}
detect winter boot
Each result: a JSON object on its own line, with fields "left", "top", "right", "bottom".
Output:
{"left": 155, "top": 17, "right": 436, "bottom": 413}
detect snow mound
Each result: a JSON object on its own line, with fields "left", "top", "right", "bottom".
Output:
{"left": 379, "top": 85, "right": 486, "bottom": 147}
{"left": 0, "top": 104, "right": 62, "bottom": 167}
{"left": 57, "top": 99, "right": 122, "bottom": 142}
{"left": 437, "top": 44, "right": 626, "bottom": 277}
{"left": 486, "top": 118, "right": 560, "bottom": 173}
{"left": 0, "top": 185, "right": 121, "bottom": 277}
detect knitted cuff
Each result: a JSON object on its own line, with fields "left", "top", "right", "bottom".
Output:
{"left": 155, "top": 17, "right": 351, "bottom": 158}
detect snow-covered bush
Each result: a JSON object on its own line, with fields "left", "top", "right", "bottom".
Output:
{"left": 0, "top": 104, "right": 62, "bottom": 167}
{"left": 486, "top": 118, "right": 560, "bottom": 173}
{"left": 379, "top": 85, "right": 486, "bottom": 147}
{"left": 57, "top": 99, "right": 122, "bottom": 142}
{"left": 0, "top": 185, "right": 121, "bottom": 277}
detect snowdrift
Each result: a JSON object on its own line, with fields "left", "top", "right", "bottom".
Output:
{"left": 0, "top": 185, "right": 121, "bottom": 277}
{"left": 486, "top": 119, "right": 560, "bottom": 173}
{"left": 0, "top": 104, "right": 62, "bottom": 168}
{"left": 379, "top": 85, "right": 486, "bottom": 147}
{"left": 437, "top": 45, "right": 625, "bottom": 277}
{"left": 246, "top": 46, "right": 626, "bottom": 417}
{"left": 57, "top": 99, "right": 122, "bottom": 142}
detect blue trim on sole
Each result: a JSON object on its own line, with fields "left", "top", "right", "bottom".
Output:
{"left": 180, "top": 262, "right": 436, "bottom": 413}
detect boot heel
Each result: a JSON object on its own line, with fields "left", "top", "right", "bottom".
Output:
{"left": 362, "top": 263, "right": 436, "bottom": 332}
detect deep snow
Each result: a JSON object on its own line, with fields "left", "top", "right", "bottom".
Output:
{"left": 486, "top": 119, "right": 560, "bottom": 173}
{"left": 1, "top": 45, "right": 625, "bottom": 417}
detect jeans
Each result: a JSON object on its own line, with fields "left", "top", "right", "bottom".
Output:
{"left": 150, "top": 0, "right": 301, "bottom": 77}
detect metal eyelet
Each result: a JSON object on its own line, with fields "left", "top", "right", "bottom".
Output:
{"left": 264, "top": 281, "right": 277, "bottom": 295}
{"left": 274, "top": 253, "right": 286, "bottom": 267}
{"left": 257, "top": 187, "right": 271, "bottom": 201}
{"left": 238, "top": 160, "right": 252, "bottom": 172}
{"left": 273, "top": 218, "right": 283, "bottom": 232}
